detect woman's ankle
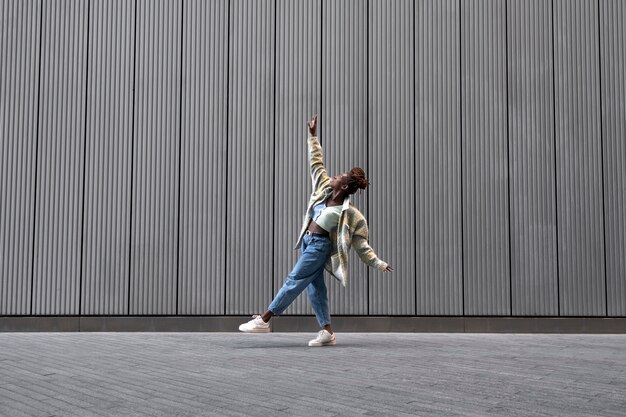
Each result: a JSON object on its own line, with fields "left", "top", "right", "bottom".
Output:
{"left": 260, "top": 311, "right": 274, "bottom": 323}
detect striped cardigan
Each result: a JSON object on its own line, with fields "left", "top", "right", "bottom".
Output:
{"left": 295, "top": 136, "right": 389, "bottom": 287}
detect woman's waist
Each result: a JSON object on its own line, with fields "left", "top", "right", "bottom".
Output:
{"left": 306, "top": 220, "right": 331, "bottom": 237}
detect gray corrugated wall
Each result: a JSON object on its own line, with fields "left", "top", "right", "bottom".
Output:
{"left": 461, "top": 0, "right": 511, "bottom": 315}
{"left": 1, "top": 0, "right": 625, "bottom": 319}
{"left": 0, "top": 0, "right": 40, "bottom": 315}
{"left": 507, "top": 0, "right": 558, "bottom": 316}
{"left": 129, "top": 0, "right": 182, "bottom": 314}
{"left": 178, "top": 0, "right": 228, "bottom": 315}
{"left": 369, "top": 0, "right": 415, "bottom": 315}
{"left": 225, "top": 0, "right": 275, "bottom": 314}
{"left": 82, "top": 0, "right": 135, "bottom": 315}
{"left": 32, "top": 0, "right": 88, "bottom": 315}
{"left": 554, "top": 0, "right": 606, "bottom": 316}
{"left": 273, "top": 0, "right": 321, "bottom": 316}
{"left": 415, "top": 0, "right": 463, "bottom": 315}
{"left": 322, "top": 0, "right": 369, "bottom": 315}
{"left": 600, "top": 0, "right": 626, "bottom": 317}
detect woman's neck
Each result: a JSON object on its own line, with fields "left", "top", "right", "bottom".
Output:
{"left": 327, "top": 190, "right": 346, "bottom": 206}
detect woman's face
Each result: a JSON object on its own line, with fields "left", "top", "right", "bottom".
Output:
{"left": 329, "top": 172, "right": 349, "bottom": 191}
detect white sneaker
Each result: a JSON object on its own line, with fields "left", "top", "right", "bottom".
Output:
{"left": 308, "top": 330, "right": 336, "bottom": 347}
{"left": 238, "top": 315, "right": 270, "bottom": 333}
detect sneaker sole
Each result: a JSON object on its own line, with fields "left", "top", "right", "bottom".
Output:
{"left": 308, "top": 339, "right": 336, "bottom": 347}
{"left": 239, "top": 327, "right": 270, "bottom": 333}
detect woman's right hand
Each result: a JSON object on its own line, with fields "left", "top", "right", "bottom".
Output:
{"left": 308, "top": 114, "right": 317, "bottom": 136}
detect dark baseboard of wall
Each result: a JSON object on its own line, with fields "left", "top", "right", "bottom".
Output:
{"left": 1, "top": 316, "right": 625, "bottom": 333}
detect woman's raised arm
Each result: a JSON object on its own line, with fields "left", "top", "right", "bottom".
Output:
{"left": 307, "top": 115, "right": 331, "bottom": 190}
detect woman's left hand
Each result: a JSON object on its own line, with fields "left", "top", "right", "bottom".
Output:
{"left": 383, "top": 265, "right": 394, "bottom": 272}
{"left": 308, "top": 115, "right": 317, "bottom": 136}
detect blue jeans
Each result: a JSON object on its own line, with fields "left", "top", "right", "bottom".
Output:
{"left": 268, "top": 233, "right": 332, "bottom": 327}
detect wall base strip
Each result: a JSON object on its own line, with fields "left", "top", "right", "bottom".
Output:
{"left": 1, "top": 316, "right": 625, "bottom": 333}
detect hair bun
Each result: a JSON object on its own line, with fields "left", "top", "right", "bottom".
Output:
{"left": 348, "top": 167, "right": 369, "bottom": 194}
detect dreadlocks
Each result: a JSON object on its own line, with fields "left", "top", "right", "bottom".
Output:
{"left": 345, "top": 167, "right": 369, "bottom": 195}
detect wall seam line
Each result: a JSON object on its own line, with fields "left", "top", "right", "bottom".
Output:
{"left": 271, "top": 0, "right": 277, "bottom": 311}
{"left": 30, "top": 0, "right": 45, "bottom": 316}
{"left": 175, "top": 0, "right": 184, "bottom": 316}
{"left": 320, "top": 0, "right": 323, "bottom": 140}
{"left": 413, "top": 0, "right": 417, "bottom": 316}
{"left": 505, "top": 0, "right": 512, "bottom": 316}
{"left": 223, "top": 0, "right": 230, "bottom": 315}
{"left": 596, "top": 0, "right": 608, "bottom": 317}
{"left": 366, "top": 0, "right": 370, "bottom": 316}
{"left": 459, "top": 0, "right": 465, "bottom": 316}
{"left": 551, "top": 0, "right": 561, "bottom": 317}
{"left": 127, "top": 0, "right": 138, "bottom": 316}
{"left": 78, "top": 0, "right": 91, "bottom": 317}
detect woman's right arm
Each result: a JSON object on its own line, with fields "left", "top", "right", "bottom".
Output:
{"left": 307, "top": 115, "right": 330, "bottom": 191}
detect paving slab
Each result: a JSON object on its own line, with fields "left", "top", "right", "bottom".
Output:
{"left": 0, "top": 333, "right": 625, "bottom": 416}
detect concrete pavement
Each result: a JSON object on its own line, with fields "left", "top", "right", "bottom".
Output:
{"left": 1, "top": 332, "right": 625, "bottom": 416}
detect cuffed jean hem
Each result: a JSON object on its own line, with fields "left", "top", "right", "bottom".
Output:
{"left": 267, "top": 308, "right": 332, "bottom": 329}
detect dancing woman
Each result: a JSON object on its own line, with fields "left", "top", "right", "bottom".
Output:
{"left": 239, "top": 115, "right": 393, "bottom": 346}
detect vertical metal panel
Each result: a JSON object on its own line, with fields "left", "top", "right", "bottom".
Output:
{"left": 415, "top": 0, "right": 463, "bottom": 315}
{"left": 554, "top": 0, "right": 606, "bottom": 316}
{"left": 508, "top": 0, "right": 558, "bottom": 316}
{"left": 82, "top": 0, "right": 134, "bottom": 315}
{"left": 32, "top": 0, "right": 88, "bottom": 315}
{"left": 129, "top": 0, "right": 181, "bottom": 315}
{"left": 461, "top": 0, "right": 510, "bottom": 315}
{"left": 273, "top": 0, "right": 321, "bottom": 316}
{"left": 225, "top": 0, "right": 275, "bottom": 314}
{"left": 368, "top": 0, "right": 415, "bottom": 315}
{"left": 322, "top": 0, "right": 368, "bottom": 315}
{"left": 178, "top": 0, "right": 228, "bottom": 315}
{"left": 0, "top": 0, "right": 40, "bottom": 315}
{"left": 600, "top": 0, "right": 626, "bottom": 317}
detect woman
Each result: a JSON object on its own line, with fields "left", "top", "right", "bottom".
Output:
{"left": 239, "top": 115, "right": 393, "bottom": 346}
